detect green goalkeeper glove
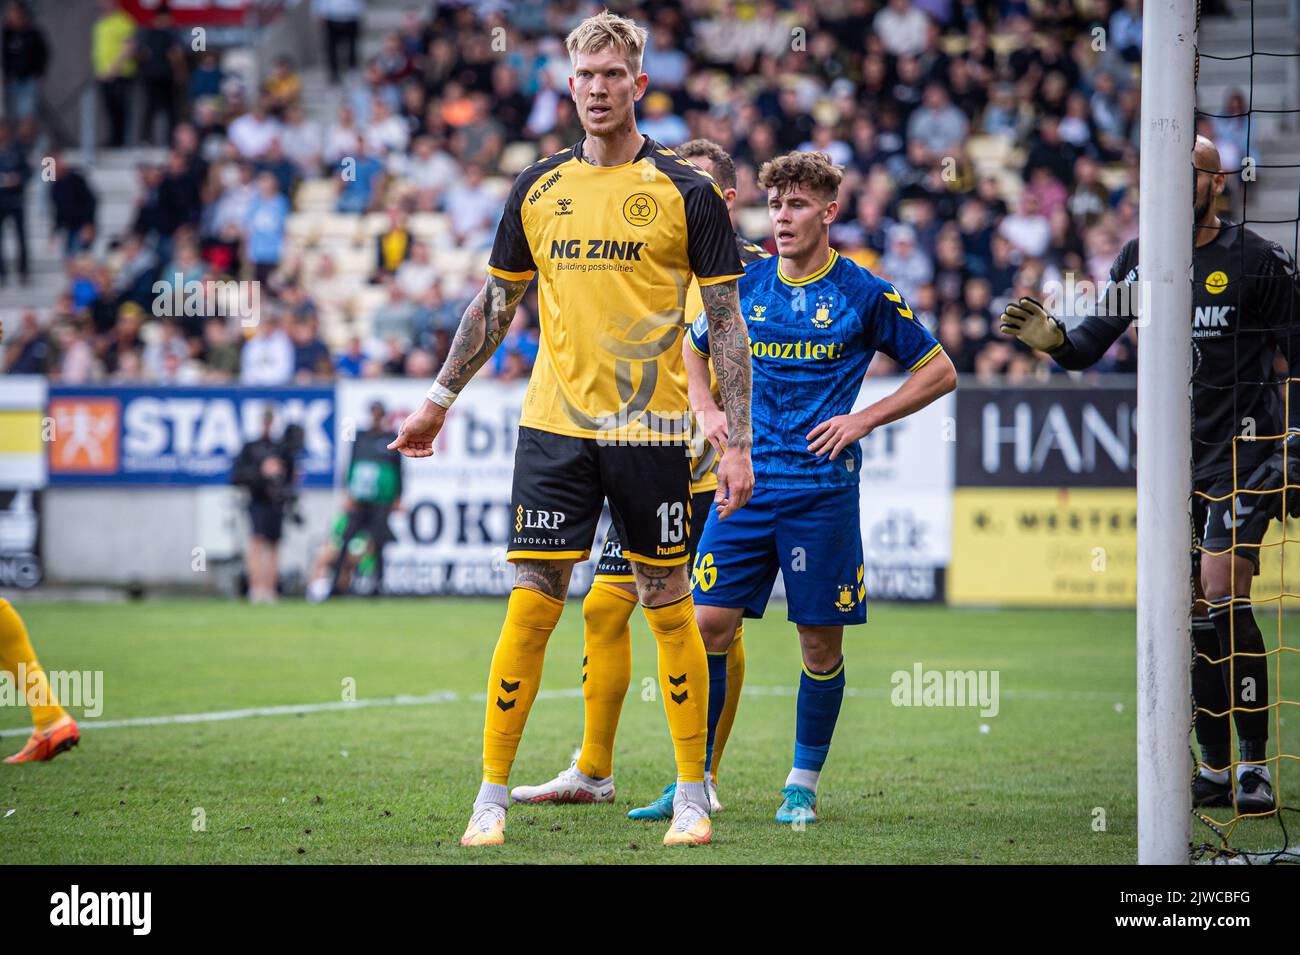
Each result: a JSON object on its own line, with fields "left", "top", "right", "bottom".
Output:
{"left": 998, "top": 296, "right": 1066, "bottom": 352}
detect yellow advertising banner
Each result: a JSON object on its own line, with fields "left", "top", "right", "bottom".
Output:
{"left": 950, "top": 487, "right": 1300, "bottom": 608}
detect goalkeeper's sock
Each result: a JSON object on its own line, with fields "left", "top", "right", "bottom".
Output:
{"left": 1192, "top": 616, "right": 1231, "bottom": 765}
{"left": 576, "top": 581, "right": 636, "bottom": 780}
{"left": 704, "top": 649, "right": 728, "bottom": 773}
{"left": 481, "top": 587, "right": 565, "bottom": 785}
{"left": 787, "top": 657, "right": 846, "bottom": 793}
{"left": 473, "top": 781, "right": 510, "bottom": 812}
{"left": 642, "top": 594, "right": 709, "bottom": 784}
{"left": 1208, "top": 598, "right": 1270, "bottom": 747}
{"left": 0, "top": 599, "right": 66, "bottom": 731}
{"left": 710, "top": 625, "right": 746, "bottom": 780}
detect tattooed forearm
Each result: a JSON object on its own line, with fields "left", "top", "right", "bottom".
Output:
{"left": 436, "top": 274, "right": 530, "bottom": 394}
{"left": 701, "top": 279, "right": 752, "bottom": 450}
{"left": 514, "top": 559, "right": 571, "bottom": 599}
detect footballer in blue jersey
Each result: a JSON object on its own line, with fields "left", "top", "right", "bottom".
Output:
{"left": 683, "top": 151, "right": 956, "bottom": 824}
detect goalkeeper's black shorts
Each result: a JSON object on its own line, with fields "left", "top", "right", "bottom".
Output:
{"left": 1193, "top": 470, "right": 1269, "bottom": 575}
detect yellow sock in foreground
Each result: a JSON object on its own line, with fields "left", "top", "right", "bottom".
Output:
{"left": 0, "top": 598, "right": 66, "bottom": 731}
{"left": 577, "top": 581, "right": 635, "bottom": 779}
{"left": 481, "top": 587, "right": 565, "bottom": 785}
{"left": 711, "top": 624, "right": 746, "bottom": 779}
{"left": 642, "top": 593, "right": 709, "bottom": 784}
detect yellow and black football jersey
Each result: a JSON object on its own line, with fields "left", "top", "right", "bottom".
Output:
{"left": 686, "top": 235, "right": 770, "bottom": 494}
{"left": 487, "top": 135, "right": 744, "bottom": 443}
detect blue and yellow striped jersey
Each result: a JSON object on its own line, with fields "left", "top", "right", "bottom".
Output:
{"left": 689, "top": 249, "right": 942, "bottom": 489}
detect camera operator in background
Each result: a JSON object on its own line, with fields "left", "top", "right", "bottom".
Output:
{"left": 231, "top": 409, "right": 304, "bottom": 603}
{"left": 313, "top": 400, "right": 402, "bottom": 600}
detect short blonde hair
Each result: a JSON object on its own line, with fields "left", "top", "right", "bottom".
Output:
{"left": 758, "top": 151, "right": 844, "bottom": 202}
{"left": 565, "top": 10, "right": 648, "bottom": 76}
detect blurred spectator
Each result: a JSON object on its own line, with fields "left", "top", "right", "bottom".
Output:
{"left": 93, "top": 0, "right": 136, "bottom": 148}
{"left": 244, "top": 172, "right": 289, "bottom": 283}
{"left": 444, "top": 162, "right": 499, "bottom": 248}
{"left": 228, "top": 96, "right": 283, "bottom": 160}
{"left": 280, "top": 104, "right": 322, "bottom": 176}
{"left": 640, "top": 91, "right": 688, "bottom": 146}
{"left": 135, "top": 3, "right": 183, "bottom": 145}
{"left": 315, "top": 0, "right": 364, "bottom": 85}
{"left": 47, "top": 153, "right": 97, "bottom": 259}
{"left": 874, "top": 0, "right": 930, "bottom": 58}
{"left": 334, "top": 335, "right": 365, "bottom": 378}
{"left": 188, "top": 52, "right": 223, "bottom": 102}
{"left": 490, "top": 309, "right": 538, "bottom": 380}
{"left": 1, "top": 1, "right": 48, "bottom": 122}
{"left": 335, "top": 144, "right": 385, "bottom": 214}
{"left": 262, "top": 55, "right": 302, "bottom": 116}
{"left": 0, "top": 121, "right": 31, "bottom": 285}
{"left": 290, "top": 314, "right": 330, "bottom": 382}
{"left": 3, "top": 309, "right": 50, "bottom": 373}
{"left": 375, "top": 208, "right": 411, "bottom": 279}
{"left": 395, "top": 240, "right": 435, "bottom": 299}
{"left": 880, "top": 224, "right": 932, "bottom": 294}
{"left": 240, "top": 311, "right": 293, "bottom": 384}
{"left": 200, "top": 317, "right": 241, "bottom": 381}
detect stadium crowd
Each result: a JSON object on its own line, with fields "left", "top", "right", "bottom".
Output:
{"left": 0, "top": 0, "right": 1223, "bottom": 385}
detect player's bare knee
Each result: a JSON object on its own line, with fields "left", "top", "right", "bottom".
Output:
{"left": 513, "top": 559, "right": 574, "bottom": 600}
{"left": 696, "top": 605, "right": 742, "bottom": 653}
{"left": 797, "top": 625, "right": 843, "bottom": 671}
{"left": 1199, "top": 553, "right": 1252, "bottom": 603}
{"left": 631, "top": 560, "right": 690, "bottom": 606}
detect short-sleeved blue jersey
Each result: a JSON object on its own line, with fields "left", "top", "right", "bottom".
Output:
{"left": 690, "top": 249, "right": 943, "bottom": 489}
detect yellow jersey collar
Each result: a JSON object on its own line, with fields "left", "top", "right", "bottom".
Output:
{"left": 778, "top": 248, "right": 838, "bottom": 287}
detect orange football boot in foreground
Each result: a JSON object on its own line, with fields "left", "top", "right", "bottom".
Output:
{"left": 4, "top": 715, "right": 80, "bottom": 763}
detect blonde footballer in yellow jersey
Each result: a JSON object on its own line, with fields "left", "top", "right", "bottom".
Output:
{"left": 389, "top": 13, "right": 755, "bottom": 847}
{"left": 507, "top": 142, "right": 768, "bottom": 818}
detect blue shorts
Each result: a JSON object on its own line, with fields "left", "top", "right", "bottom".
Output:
{"left": 691, "top": 484, "right": 865, "bottom": 625}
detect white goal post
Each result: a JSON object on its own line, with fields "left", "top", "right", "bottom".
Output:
{"left": 1135, "top": 0, "right": 1197, "bottom": 865}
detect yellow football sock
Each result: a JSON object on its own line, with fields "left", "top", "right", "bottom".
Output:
{"left": 711, "top": 624, "right": 746, "bottom": 779}
{"left": 482, "top": 587, "right": 565, "bottom": 785}
{"left": 642, "top": 593, "right": 709, "bottom": 783}
{"left": 0, "top": 599, "right": 66, "bottom": 731}
{"left": 577, "top": 581, "right": 636, "bottom": 779}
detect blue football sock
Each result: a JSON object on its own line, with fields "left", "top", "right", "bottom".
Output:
{"left": 705, "top": 650, "right": 728, "bottom": 773}
{"left": 791, "top": 658, "right": 845, "bottom": 785}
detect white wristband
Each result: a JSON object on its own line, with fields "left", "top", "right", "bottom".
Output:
{"left": 426, "top": 382, "right": 458, "bottom": 409}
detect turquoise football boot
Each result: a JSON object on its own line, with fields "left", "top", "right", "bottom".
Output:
{"left": 775, "top": 784, "right": 818, "bottom": 824}
{"left": 627, "top": 783, "right": 676, "bottom": 820}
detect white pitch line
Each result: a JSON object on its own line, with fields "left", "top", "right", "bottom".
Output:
{"left": 0, "top": 683, "right": 1132, "bottom": 738}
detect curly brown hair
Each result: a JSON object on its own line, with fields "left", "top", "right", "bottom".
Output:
{"left": 757, "top": 151, "right": 843, "bottom": 202}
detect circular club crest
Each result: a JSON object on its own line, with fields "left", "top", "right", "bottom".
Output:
{"left": 622, "top": 193, "right": 658, "bottom": 226}
{"left": 1204, "top": 270, "right": 1229, "bottom": 295}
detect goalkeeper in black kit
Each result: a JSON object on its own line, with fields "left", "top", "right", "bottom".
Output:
{"left": 1000, "top": 136, "right": 1300, "bottom": 813}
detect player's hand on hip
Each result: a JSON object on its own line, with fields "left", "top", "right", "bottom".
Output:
{"left": 807, "top": 412, "right": 872, "bottom": 461}
{"left": 696, "top": 405, "right": 729, "bottom": 455}
{"left": 387, "top": 398, "right": 447, "bottom": 458}
{"left": 714, "top": 446, "right": 753, "bottom": 519}
{"left": 998, "top": 296, "right": 1065, "bottom": 352}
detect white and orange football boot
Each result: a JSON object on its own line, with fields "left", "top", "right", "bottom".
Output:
{"left": 663, "top": 798, "right": 712, "bottom": 846}
{"left": 460, "top": 803, "right": 506, "bottom": 847}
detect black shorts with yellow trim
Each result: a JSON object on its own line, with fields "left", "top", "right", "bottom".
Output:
{"left": 594, "top": 489, "right": 717, "bottom": 581}
{"left": 508, "top": 426, "right": 694, "bottom": 567}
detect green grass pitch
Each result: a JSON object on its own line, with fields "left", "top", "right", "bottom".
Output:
{"left": 1, "top": 599, "right": 1295, "bottom": 864}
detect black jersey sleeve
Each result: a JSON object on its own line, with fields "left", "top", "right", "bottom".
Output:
{"left": 487, "top": 174, "right": 537, "bottom": 280}
{"left": 1047, "top": 240, "right": 1139, "bottom": 370}
{"left": 684, "top": 182, "right": 744, "bottom": 286}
